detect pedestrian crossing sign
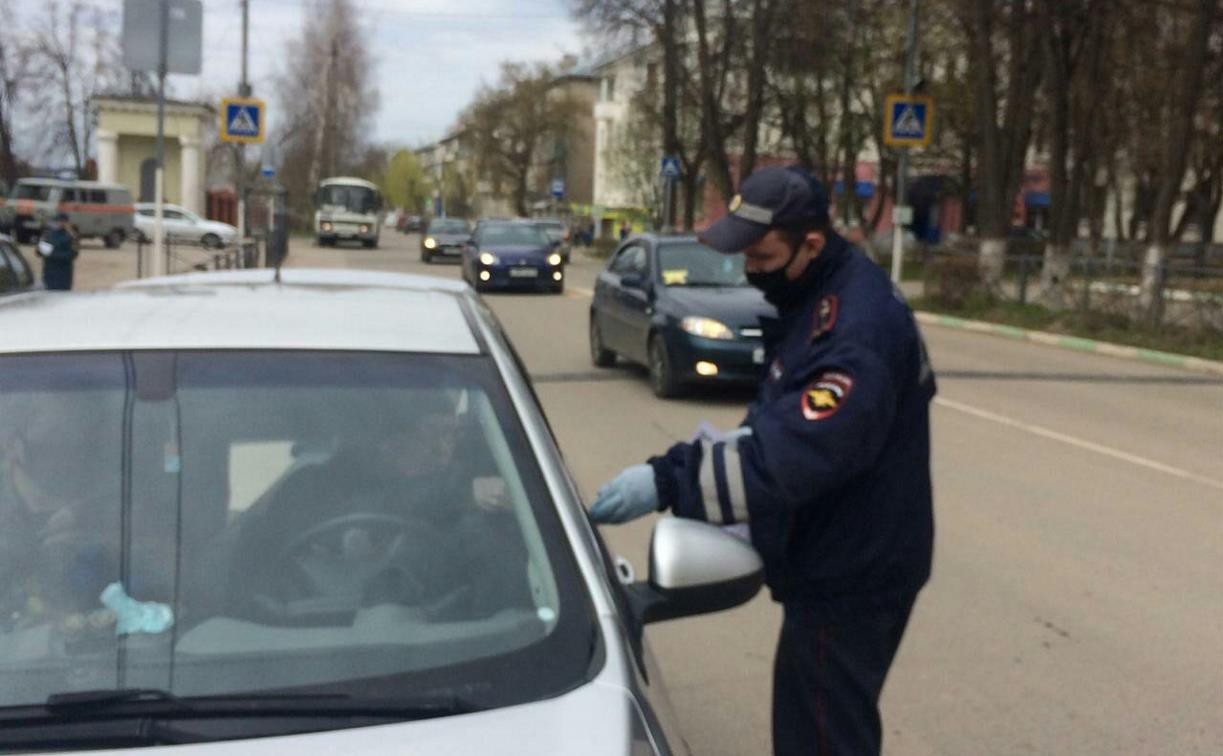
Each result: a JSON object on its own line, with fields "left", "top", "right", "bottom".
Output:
{"left": 220, "top": 97, "right": 265, "bottom": 144}
{"left": 883, "top": 94, "right": 933, "bottom": 147}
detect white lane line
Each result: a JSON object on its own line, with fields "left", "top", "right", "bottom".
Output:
{"left": 564, "top": 285, "right": 594, "bottom": 300}
{"left": 934, "top": 396, "right": 1223, "bottom": 493}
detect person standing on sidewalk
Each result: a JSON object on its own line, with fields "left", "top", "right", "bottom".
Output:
{"left": 589, "top": 165, "right": 936, "bottom": 755}
{"left": 37, "top": 213, "right": 79, "bottom": 291}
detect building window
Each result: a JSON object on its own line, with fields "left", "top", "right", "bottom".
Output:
{"left": 601, "top": 76, "right": 616, "bottom": 102}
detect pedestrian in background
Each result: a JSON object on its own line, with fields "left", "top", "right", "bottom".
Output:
{"left": 590, "top": 165, "right": 936, "bottom": 755}
{"left": 37, "top": 213, "right": 79, "bottom": 291}
{"left": 618, "top": 219, "right": 631, "bottom": 241}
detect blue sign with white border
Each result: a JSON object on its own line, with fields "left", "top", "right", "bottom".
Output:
{"left": 660, "top": 156, "right": 681, "bottom": 179}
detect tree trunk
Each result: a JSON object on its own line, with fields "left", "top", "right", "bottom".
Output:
{"left": 682, "top": 172, "right": 700, "bottom": 230}
{"left": 980, "top": 237, "right": 1006, "bottom": 291}
{"left": 660, "top": 0, "right": 680, "bottom": 226}
{"left": 739, "top": 0, "right": 773, "bottom": 180}
{"left": 1137, "top": 0, "right": 1216, "bottom": 324}
{"left": 692, "top": 0, "right": 734, "bottom": 201}
{"left": 1038, "top": 242, "right": 1073, "bottom": 308}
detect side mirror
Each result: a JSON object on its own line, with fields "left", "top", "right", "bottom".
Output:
{"left": 626, "top": 518, "right": 763, "bottom": 626}
{"left": 620, "top": 273, "right": 645, "bottom": 290}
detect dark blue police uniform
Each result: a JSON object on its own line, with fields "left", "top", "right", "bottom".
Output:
{"left": 40, "top": 225, "right": 79, "bottom": 291}
{"left": 647, "top": 178, "right": 936, "bottom": 754}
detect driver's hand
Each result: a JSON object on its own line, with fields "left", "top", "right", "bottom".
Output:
{"left": 473, "top": 477, "right": 509, "bottom": 512}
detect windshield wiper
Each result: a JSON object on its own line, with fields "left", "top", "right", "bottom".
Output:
{"left": 35, "top": 687, "right": 484, "bottom": 720}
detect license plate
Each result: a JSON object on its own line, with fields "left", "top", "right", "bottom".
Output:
{"left": 509, "top": 268, "right": 538, "bottom": 278}
{"left": 752, "top": 347, "right": 765, "bottom": 365}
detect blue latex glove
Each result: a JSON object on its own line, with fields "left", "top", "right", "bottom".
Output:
{"left": 590, "top": 464, "right": 659, "bottom": 524}
{"left": 99, "top": 582, "right": 174, "bottom": 636}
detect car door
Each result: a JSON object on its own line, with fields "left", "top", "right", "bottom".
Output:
{"left": 0, "top": 240, "right": 17, "bottom": 294}
{"left": 162, "top": 209, "right": 193, "bottom": 242}
{"left": 594, "top": 242, "right": 642, "bottom": 353}
{"left": 617, "top": 242, "right": 656, "bottom": 364}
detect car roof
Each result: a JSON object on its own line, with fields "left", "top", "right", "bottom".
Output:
{"left": 0, "top": 269, "right": 481, "bottom": 355}
{"left": 318, "top": 176, "right": 379, "bottom": 190}
{"left": 16, "top": 178, "right": 126, "bottom": 190}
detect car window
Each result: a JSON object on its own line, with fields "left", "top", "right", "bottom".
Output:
{"left": 609, "top": 244, "right": 647, "bottom": 276}
{"left": 163, "top": 210, "right": 185, "bottom": 221}
{"left": 88, "top": 190, "right": 108, "bottom": 204}
{"left": 0, "top": 351, "right": 595, "bottom": 715}
{"left": 481, "top": 225, "right": 547, "bottom": 246}
{"left": 2, "top": 242, "right": 32, "bottom": 288}
{"left": 137, "top": 208, "right": 155, "bottom": 217}
{"left": 657, "top": 242, "right": 747, "bottom": 287}
{"left": 59, "top": 189, "right": 77, "bottom": 203}
{"left": 0, "top": 244, "right": 14, "bottom": 291}
{"left": 429, "top": 219, "right": 469, "bottom": 234}
{"left": 14, "top": 184, "right": 52, "bottom": 201}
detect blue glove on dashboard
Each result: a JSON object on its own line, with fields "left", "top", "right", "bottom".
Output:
{"left": 589, "top": 464, "right": 659, "bottom": 524}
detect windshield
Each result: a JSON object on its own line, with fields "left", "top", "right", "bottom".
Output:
{"left": 0, "top": 351, "right": 593, "bottom": 717}
{"left": 481, "top": 225, "right": 547, "bottom": 247}
{"left": 657, "top": 242, "right": 747, "bottom": 287}
{"left": 534, "top": 223, "right": 566, "bottom": 242}
{"left": 429, "top": 219, "right": 469, "bottom": 235}
{"left": 13, "top": 184, "right": 53, "bottom": 201}
{"left": 317, "top": 185, "right": 379, "bottom": 214}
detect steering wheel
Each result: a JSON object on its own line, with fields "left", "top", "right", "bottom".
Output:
{"left": 263, "top": 513, "right": 440, "bottom": 609}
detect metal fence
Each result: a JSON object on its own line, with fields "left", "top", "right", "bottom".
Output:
{"left": 135, "top": 237, "right": 262, "bottom": 278}
{"left": 906, "top": 238, "right": 1223, "bottom": 335}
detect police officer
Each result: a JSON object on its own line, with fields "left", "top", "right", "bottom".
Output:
{"left": 590, "top": 165, "right": 936, "bottom": 755}
{"left": 37, "top": 212, "right": 79, "bottom": 291}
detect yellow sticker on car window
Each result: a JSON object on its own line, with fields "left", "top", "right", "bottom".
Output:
{"left": 662, "top": 269, "right": 689, "bottom": 285}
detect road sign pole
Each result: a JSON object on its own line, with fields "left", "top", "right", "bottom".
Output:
{"left": 151, "top": 0, "right": 168, "bottom": 278}
{"left": 236, "top": 0, "right": 251, "bottom": 245}
{"left": 891, "top": 0, "right": 920, "bottom": 285}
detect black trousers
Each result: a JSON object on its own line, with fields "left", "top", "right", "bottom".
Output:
{"left": 772, "top": 597, "right": 916, "bottom": 756}
{"left": 42, "top": 260, "right": 74, "bottom": 290}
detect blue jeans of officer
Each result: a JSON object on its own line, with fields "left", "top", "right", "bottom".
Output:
{"left": 772, "top": 597, "right": 915, "bottom": 755}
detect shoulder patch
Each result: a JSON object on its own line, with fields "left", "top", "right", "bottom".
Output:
{"left": 811, "top": 295, "right": 839, "bottom": 342}
{"left": 800, "top": 371, "right": 853, "bottom": 421}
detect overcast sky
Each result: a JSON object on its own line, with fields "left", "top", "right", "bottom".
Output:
{"left": 178, "top": 0, "right": 587, "bottom": 148}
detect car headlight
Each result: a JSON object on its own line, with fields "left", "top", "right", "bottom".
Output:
{"left": 359, "top": 224, "right": 370, "bottom": 233}
{"left": 424, "top": 237, "right": 437, "bottom": 249}
{"left": 320, "top": 222, "right": 333, "bottom": 232}
{"left": 681, "top": 316, "right": 735, "bottom": 340}
{"left": 547, "top": 252, "right": 562, "bottom": 266}
{"left": 479, "top": 251, "right": 498, "bottom": 265}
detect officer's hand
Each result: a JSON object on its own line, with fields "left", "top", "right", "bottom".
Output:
{"left": 589, "top": 464, "right": 659, "bottom": 524}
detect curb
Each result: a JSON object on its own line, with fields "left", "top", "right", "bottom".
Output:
{"left": 913, "top": 311, "right": 1223, "bottom": 378}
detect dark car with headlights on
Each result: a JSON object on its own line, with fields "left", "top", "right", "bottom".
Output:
{"left": 462, "top": 221, "right": 565, "bottom": 294}
{"left": 589, "top": 234, "right": 775, "bottom": 398}
{"left": 421, "top": 217, "right": 471, "bottom": 263}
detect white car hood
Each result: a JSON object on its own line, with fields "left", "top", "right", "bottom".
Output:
{"left": 84, "top": 680, "right": 652, "bottom": 755}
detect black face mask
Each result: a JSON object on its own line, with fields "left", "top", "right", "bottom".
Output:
{"left": 746, "top": 240, "right": 807, "bottom": 309}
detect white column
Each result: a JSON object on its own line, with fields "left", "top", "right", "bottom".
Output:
{"left": 179, "top": 135, "right": 202, "bottom": 215}
{"left": 96, "top": 130, "right": 119, "bottom": 184}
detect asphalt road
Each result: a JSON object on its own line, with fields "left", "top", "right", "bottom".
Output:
{"left": 84, "top": 231, "right": 1223, "bottom": 754}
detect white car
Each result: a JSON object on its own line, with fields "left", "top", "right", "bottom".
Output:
{"left": 134, "top": 203, "right": 237, "bottom": 248}
{"left": 0, "top": 269, "right": 763, "bottom": 753}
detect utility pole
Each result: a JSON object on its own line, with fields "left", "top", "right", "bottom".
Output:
{"left": 891, "top": 0, "right": 920, "bottom": 284}
{"left": 151, "top": 0, "right": 168, "bottom": 276}
{"left": 236, "top": 0, "right": 251, "bottom": 243}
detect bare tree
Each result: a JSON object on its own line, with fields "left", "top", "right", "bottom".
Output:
{"left": 0, "top": 0, "right": 30, "bottom": 186}
{"left": 463, "top": 62, "right": 582, "bottom": 217}
{"left": 1131, "top": 0, "right": 1219, "bottom": 322}
{"left": 275, "top": 0, "right": 379, "bottom": 218}
{"left": 27, "top": 1, "right": 124, "bottom": 176}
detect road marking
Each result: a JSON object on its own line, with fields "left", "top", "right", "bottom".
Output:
{"left": 934, "top": 396, "right": 1223, "bottom": 493}
{"left": 564, "top": 285, "right": 594, "bottom": 300}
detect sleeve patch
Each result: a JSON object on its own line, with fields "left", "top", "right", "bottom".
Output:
{"left": 801, "top": 371, "right": 854, "bottom": 421}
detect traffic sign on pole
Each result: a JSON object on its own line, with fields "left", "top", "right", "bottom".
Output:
{"left": 551, "top": 178, "right": 565, "bottom": 199}
{"left": 220, "top": 97, "right": 265, "bottom": 144}
{"left": 883, "top": 94, "right": 933, "bottom": 147}
{"left": 660, "top": 156, "right": 681, "bottom": 179}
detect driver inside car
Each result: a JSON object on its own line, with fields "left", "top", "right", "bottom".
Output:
{"left": 230, "top": 400, "right": 531, "bottom": 622}
{"left": 0, "top": 401, "right": 120, "bottom": 638}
